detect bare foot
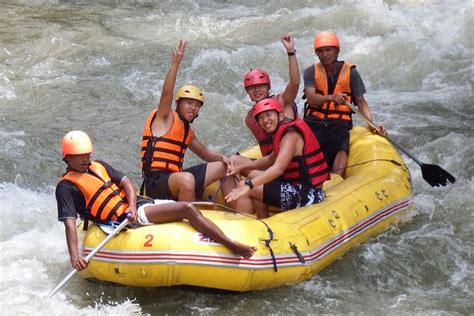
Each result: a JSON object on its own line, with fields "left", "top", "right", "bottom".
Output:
{"left": 231, "top": 242, "right": 257, "bottom": 259}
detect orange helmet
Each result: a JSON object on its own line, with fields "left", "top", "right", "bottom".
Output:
{"left": 252, "top": 98, "right": 283, "bottom": 120}
{"left": 61, "top": 130, "right": 93, "bottom": 158}
{"left": 314, "top": 31, "right": 340, "bottom": 50}
{"left": 244, "top": 69, "right": 271, "bottom": 89}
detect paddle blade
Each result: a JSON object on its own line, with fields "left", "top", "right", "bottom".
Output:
{"left": 421, "top": 163, "right": 456, "bottom": 187}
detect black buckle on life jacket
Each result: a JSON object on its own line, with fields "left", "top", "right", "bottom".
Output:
{"left": 139, "top": 177, "right": 146, "bottom": 196}
{"left": 82, "top": 214, "right": 93, "bottom": 231}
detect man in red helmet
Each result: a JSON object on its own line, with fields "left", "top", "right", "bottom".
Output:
{"left": 56, "top": 130, "right": 256, "bottom": 271}
{"left": 225, "top": 99, "right": 329, "bottom": 218}
{"left": 303, "top": 31, "right": 386, "bottom": 176}
{"left": 242, "top": 33, "right": 300, "bottom": 157}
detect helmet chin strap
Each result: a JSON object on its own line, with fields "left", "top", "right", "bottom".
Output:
{"left": 176, "top": 105, "right": 198, "bottom": 123}
{"left": 272, "top": 114, "right": 286, "bottom": 134}
{"left": 189, "top": 113, "right": 198, "bottom": 123}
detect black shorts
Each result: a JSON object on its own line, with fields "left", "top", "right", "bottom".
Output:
{"left": 263, "top": 180, "right": 325, "bottom": 211}
{"left": 136, "top": 195, "right": 155, "bottom": 208}
{"left": 142, "top": 163, "right": 208, "bottom": 200}
{"left": 304, "top": 117, "right": 351, "bottom": 170}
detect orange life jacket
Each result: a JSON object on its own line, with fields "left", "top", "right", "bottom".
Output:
{"left": 141, "top": 110, "right": 194, "bottom": 174}
{"left": 62, "top": 161, "right": 128, "bottom": 227}
{"left": 245, "top": 94, "right": 298, "bottom": 156}
{"left": 306, "top": 61, "right": 354, "bottom": 121}
{"left": 273, "top": 118, "right": 330, "bottom": 187}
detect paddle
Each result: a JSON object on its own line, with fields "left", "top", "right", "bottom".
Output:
{"left": 345, "top": 101, "right": 455, "bottom": 187}
{"left": 47, "top": 218, "right": 130, "bottom": 297}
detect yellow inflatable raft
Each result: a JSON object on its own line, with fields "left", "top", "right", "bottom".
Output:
{"left": 79, "top": 127, "right": 412, "bottom": 291}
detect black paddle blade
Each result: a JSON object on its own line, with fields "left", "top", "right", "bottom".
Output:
{"left": 421, "top": 163, "right": 456, "bottom": 187}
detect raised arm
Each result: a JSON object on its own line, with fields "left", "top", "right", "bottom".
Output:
{"left": 156, "top": 40, "right": 187, "bottom": 119}
{"left": 279, "top": 33, "right": 300, "bottom": 118}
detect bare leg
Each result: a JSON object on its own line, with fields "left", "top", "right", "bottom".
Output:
{"left": 203, "top": 161, "right": 227, "bottom": 187}
{"left": 144, "top": 202, "right": 256, "bottom": 258}
{"left": 251, "top": 198, "right": 269, "bottom": 219}
{"left": 202, "top": 161, "right": 239, "bottom": 207}
{"left": 332, "top": 150, "right": 348, "bottom": 177}
{"left": 233, "top": 194, "right": 254, "bottom": 215}
{"left": 168, "top": 172, "right": 196, "bottom": 201}
{"left": 246, "top": 185, "right": 268, "bottom": 219}
{"left": 220, "top": 175, "right": 238, "bottom": 209}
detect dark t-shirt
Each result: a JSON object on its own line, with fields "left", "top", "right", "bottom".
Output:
{"left": 55, "top": 160, "right": 125, "bottom": 221}
{"left": 303, "top": 62, "right": 366, "bottom": 99}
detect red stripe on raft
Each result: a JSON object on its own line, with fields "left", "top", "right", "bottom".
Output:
{"left": 83, "top": 198, "right": 411, "bottom": 268}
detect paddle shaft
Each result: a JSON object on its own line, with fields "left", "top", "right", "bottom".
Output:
{"left": 47, "top": 218, "right": 129, "bottom": 297}
{"left": 345, "top": 102, "right": 423, "bottom": 166}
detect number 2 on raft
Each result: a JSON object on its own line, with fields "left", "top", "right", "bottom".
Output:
{"left": 144, "top": 234, "right": 154, "bottom": 247}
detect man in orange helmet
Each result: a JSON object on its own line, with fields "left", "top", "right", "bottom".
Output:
{"left": 56, "top": 130, "right": 256, "bottom": 271}
{"left": 140, "top": 40, "right": 235, "bottom": 202}
{"left": 303, "top": 31, "right": 386, "bottom": 176}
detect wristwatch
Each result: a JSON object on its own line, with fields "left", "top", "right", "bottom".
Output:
{"left": 244, "top": 178, "right": 254, "bottom": 189}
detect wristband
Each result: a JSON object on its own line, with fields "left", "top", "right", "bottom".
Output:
{"left": 287, "top": 50, "right": 296, "bottom": 56}
{"left": 244, "top": 178, "right": 254, "bottom": 189}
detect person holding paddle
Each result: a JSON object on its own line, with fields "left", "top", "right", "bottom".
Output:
{"left": 55, "top": 130, "right": 256, "bottom": 271}
{"left": 303, "top": 31, "right": 386, "bottom": 176}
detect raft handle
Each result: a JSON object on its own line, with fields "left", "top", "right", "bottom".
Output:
{"left": 289, "top": 242, "right": 306, "bottom": 264}
{"left": 114, "top": 267, "right": 124, "bottom": 275}
{"left": 375, "top": 191, "right": 383, "bottom": 200}
{"left": 259, "top": 220, "right": 278, "bottom": 272}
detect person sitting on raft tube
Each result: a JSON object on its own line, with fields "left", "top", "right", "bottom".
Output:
{"left": 56, "top": 131, "right": 256, "bottom": 271}
{"left": 242, "top": 33, "right": 300, "bottom": 157}
{"left": 140, "top": 39, "right": 236, "bottom": 203}
{"left": 225, "top": 99, "right": 330, "bottom": 219}
{"left": 303, "top": 31, "right": 387, "bottom": 176}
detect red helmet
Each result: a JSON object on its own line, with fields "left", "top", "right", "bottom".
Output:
{"left": 314, "top": 31, "right": 340, "bottom": 50}
{"left": 252, "top": 98, "right": 283, "bottom": 120}
{"left": 243, "top": 69, "right": 271, "bottom": 89}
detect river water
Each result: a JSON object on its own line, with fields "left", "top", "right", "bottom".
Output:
{"left": 1, "top": 0, "right": 472, "bottom": 315}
